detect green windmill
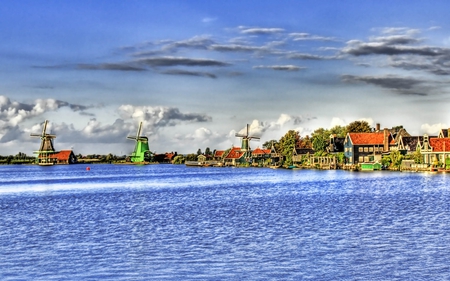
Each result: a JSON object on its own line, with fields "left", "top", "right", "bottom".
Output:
{"left": 235, "top": 123, "right": 260, "bottom": 157}
{"left": 127, "top": 122, "right": 151, "bottom": 163}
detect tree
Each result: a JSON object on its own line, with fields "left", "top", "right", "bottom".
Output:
{"left": 298, "top": 135, "right": 312, "bottom": 149}
{"left": 205, "top": 147, "right": 211, "bottom": 156}
{"left": 263, "top": 140, "right": 278, "bottom": 149}
{"left": 279, "top": 130, "right": 300, "bottom": 166}
{"left": 346, "top": 120, "right": 372, "bottom": 133}
{"left": 412, "top": 149, "right": 423, "bottom": 164}
{"left": 186, "top": 153, "right": 197, "bottom": 161}
{"left": 196, "top": 149, "right": 202, "bottom": 155}
{"left": 172, "top": 155, "right": 185, "bottom": 164}
{"left": 311, "top": 128, "right": 330, "bottom": 153}
{"left": 389, "top": 150, "right": 403, "bottom": 169}
{"left": 329, "top": 125, "right": 347, "bottom": 138}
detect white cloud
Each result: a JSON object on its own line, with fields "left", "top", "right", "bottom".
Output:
{"left": 421, "top": 123, "right": 446, "bottom": 135}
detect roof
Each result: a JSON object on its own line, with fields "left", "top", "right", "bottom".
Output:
{"left": 252, "top": 147, "right": 271, "bottom": 155}
{"left": 398, "top": 136, "right": 423, "bottom": 151}
{"left": 214, "top": 150, "right": 225, "bottom": 157}
{"left": 438, "top": 129, "right": 449, "bottom": 138}
{"left": 39, "top": 150, "right": 73, "bottom": 160}
{"left": 224, "top": 147, "right": 245, "bottom": 159}
{"left": 294, "top": 148, "right": 314, "bottom": 155}
{"left": 347, "top": 132, "right": 394, "bottom": 145}
{"left": 430, "top": 138, "right": 450, "bottom": 152}
{"left": 165, "top": 153, "right": 175, "bottom": 160}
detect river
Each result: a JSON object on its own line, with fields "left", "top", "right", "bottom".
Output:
{"left": 1, "top": 164, "right": 449, "bottom": 280}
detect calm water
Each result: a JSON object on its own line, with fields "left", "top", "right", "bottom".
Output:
{"left": 1, "top": 164, "right": 449, "bottom": 280}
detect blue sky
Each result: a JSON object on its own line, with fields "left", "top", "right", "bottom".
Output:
{"left": 2, "top": 0, "right": 450, "bottom": 155}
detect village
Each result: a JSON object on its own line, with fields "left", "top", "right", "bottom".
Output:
{"left": 2, "top": 120, "right": 450, "bottom": 172}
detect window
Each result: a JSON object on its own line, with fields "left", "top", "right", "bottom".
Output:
{"left": 359, "top": 147, "right": 363, "bottom": 152}
{"left": 369, "top": 147, "right": 373, "bottom": 152}
{"left": 358, "top": 156, "right": 363, "bottom": 162}
{"left": 364, "top": 147, "right": 368, "bottom": 152}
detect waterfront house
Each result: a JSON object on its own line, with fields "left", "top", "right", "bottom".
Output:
{"left": 38, "top": 150, "right": 77, "bottom": 165}
{"left": 394, "top": 135, "right": 423, "bottom": 155}
{"left": 344, "top": 128, "right": 394, "bottom": 165}
{"left": 292, "top": 147, "right": 315, "bottom": 165}
{"left": 223, "top": 147, "right": 246, "bottom": 166}
{"left": 251, "top": 147, "right": 271, "bottom": 166}
{"left": 213, "top": 150, "right": 225, "bottom": 161}
{"left": 419, "top": 135, "right": 450, "bottom": 166}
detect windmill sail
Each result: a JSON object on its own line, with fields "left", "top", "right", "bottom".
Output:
{"left": 235, "top": 124, "right": 260, "bottom": 151}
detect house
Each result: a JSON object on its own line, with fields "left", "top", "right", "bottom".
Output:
{"left": 223, "top": 147, "right": 246, "bottom": 166}
{"left": 327, "top": 134, "right": 345, "bottom": 153}
{"left": 251, "top": 147, "right": 271, "bottom": 166}
{"left": 38, "top": 150, "right": 77, "bottom": 165}
{"left": 292, "top": 148, "right": 314, "bottom": 164}
{"left": 394, "top": 135, "right": 423, "bottom": 155}
{"left": 344, "top": 128, "right": 394, "bottom": 165}
{"left": 419, "top": 135, "right": 450, "bottom": 166}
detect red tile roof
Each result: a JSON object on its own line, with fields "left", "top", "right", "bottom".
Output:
{"left": 165, "top": 153, "right": 175, "bottom": 160}
{"left": 214, "top": 150, "right": 225, "bottom": 157}
{"left": 252, "top": 147, "right": 271, "bottom": 155}
{"left": 348, "top": 132, "right": 394, "bottom": 145}
{"left": 224, "top": 147, "right": 244, "bottom": 159}
{"left": 40, "top": 150, "right": 73, "bottom": 160}
{"left": 430, "top": 138, "right": 450, "bottom": 152}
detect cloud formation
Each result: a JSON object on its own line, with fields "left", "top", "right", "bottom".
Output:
{"left": 253, "top": 65, "right": 304, "bottom": 71}
{"left": 341, "top": 75, "right": 429, "bottom": 96}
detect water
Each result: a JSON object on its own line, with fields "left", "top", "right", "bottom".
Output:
{"left": 1, "top": 164, "right": 450, "bottom": 280}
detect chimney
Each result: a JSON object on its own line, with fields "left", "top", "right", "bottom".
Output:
{"left": 376, "top": 123, "right": 380, "bottom": 132}
{"left": 383, "top": 128, "right": 389, "bottom": 151}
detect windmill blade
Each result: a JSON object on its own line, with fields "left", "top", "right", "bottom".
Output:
{"left": 136, "top": 122, "right": 143, "bottom": 139}
{"left": 30, "top": 134, "right": 42, "bottom": 137}
{"left": 235, "top": 133, "right": 247, "bottom": 137}
{"left": 42, "top": 120, "right": 48, "bottom": 136}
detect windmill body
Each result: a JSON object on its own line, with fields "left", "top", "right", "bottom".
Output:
{"left": 127, "top": 122, "right": 151, "bottom": 163}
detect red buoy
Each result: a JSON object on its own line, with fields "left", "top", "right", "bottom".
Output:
{"left": 86, "top": 166, "right": 91, "bottom": 171}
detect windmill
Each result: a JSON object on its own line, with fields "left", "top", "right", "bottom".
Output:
{"left": 127, "top": 121, "right": 151, "bottom": 163}
{"left": 235, "top": 123, "right": 260, "bottom": 153}
{"left": 30, "top": 120, "right": 56, "bottom": 165}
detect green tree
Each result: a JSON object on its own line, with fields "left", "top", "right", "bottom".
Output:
{"left": 186, "top": 153, "right": 197, "bottom": 161}
{"left": 389, "top": 150, "right": 403, "bottom": 169}
{"left": 205, "top": 147, "right": 211, "bottom": 156}
{"left": 196, "top": 149, "right": 202, "bottom": 155}
{"left": 346, "top": 120, "right": 372, "bottom": 133}
{"left": 172, "top": 155, "right": 185, "bottom": 164}
{"left": 279, "top": 130, "right": 300, "bottom": 166}
{"left": 311, "top": 128, "right": 330, "bottom": 153}
{"left": 412, "top": 149, "right": 423, "bottom": 164}
{"left": 329, "top": 125, "right": 347, "bottom": 138}
{"left": 263, "top": 140, "right": 278, "bottom": 149}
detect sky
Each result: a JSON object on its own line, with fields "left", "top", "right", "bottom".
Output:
{"left": 2, "top": 0, "right": 450, "bottom": 156}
